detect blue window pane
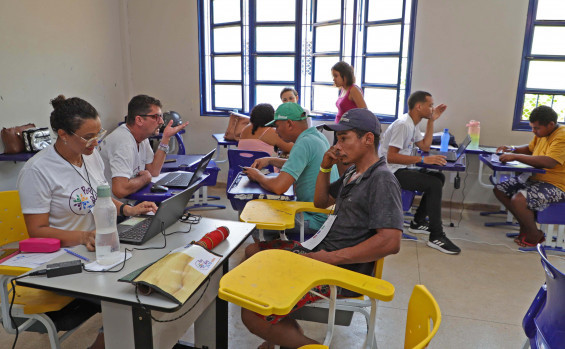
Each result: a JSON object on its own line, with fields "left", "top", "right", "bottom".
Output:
{"left": 212, "top": 0, "right": 240, "bottom": 24}
{"left": 256, "top": 26, "right": 295, "bottom": 52}
{"left": 364, "top": 88, "right": 397, "bottom": 116}
{"left": 368, "top": 0, "right": 403, "bottom": 21}
{"left": 531, "top": 27, "right": 565, "bottom": 56}
{"left": 315, "top": 0, "right": 342, "bottom": 22}
{"left": 365, "top": 57, "right": 399, "bottom": 85}
{"left": 526, "top": 61, "right": 565, "bottom": 90}
{"left": 214, "top": 84, "right": 242, "bottom": 109}
{"left": 313, "top": 85, "right": 338, "bottom": 113}
{"left": 214, "top": 56, "right": 242, "bottom": 81}
{"left": 255, "top": 85, "right": 286, "bottom": 109}
{"left": 366, "top": 25, "right": 401, "bottom": 53}
{"left": 315, "top": 25, "right": 341, "bottom": 52}
{"left": 536, "top": 0, "right": 565, "bottom": 20}
{"left": 257, "top": 0, "right": 296, "bottom": 22}
{"left": 213, "top": 27, "right": 241, "bottom": 53}
{"left": 256, "top": 57, "right": 295, "bottom": 81}
{"left": 314, "top": 56, "right": 340, "bottom": 82}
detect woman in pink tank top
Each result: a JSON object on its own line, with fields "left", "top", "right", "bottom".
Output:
{"left": 332, "top": 61, "right": 367, "bottom": 123}
{"left": 238, "top": 103, "right": 293, "bottom": 156}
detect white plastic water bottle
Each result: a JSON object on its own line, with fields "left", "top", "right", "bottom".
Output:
{"left": 93, "top": 184, "right": 121, "bottom": 265}
{"left": 440, "top": 128, "right": 450, "bottom": 152}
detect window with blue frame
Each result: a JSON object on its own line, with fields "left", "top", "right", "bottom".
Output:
{"left": 199, "top": 0, "right": 417, "bottom": 122}
{"left": 514, "top": 0, "right": 565, "bottom": 130}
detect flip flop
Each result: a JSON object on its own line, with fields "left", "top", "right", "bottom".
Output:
{"left": 516, "top": 234, "right": 545, "bottom": 247}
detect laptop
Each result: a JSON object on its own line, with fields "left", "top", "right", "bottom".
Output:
{"left": 155, "top": 149, "right": 215, "bottom": 188}
{"left": 429, "top": 135, "right": 471, "bottom": 162}
{"left": 117, "top": 181, "right": 201, "bottom": 245}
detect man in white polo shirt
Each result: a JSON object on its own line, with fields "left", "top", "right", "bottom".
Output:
{"left": 98, "top": 94, "right": 188, "bottom": 198}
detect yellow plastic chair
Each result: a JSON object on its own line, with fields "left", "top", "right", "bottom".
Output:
{"left": 294, "top": 259, "right": 384, "bottom": 347}
{"left": 404, "top": 285, "right": 441, "bottom": 349}
{"left": 298, "top": 285, "right": 441, "bottom": 349}
{"left": 218, "top": 249, "right": 395, "bottom": 348}
{"left": 0, "top": 190, "right": 76, "bottom": 349}
{"left": 241, "top": 199, "right": 386, "bottom": 347}
{"left": 239, "top": 199, "right": 332, "bottom": 242}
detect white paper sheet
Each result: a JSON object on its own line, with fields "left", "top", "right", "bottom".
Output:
{"left": 84, "top": 252, "right": 132, "bottom": 271}
{"left": 0, "top": 250, "right": 66, "bottom": 268}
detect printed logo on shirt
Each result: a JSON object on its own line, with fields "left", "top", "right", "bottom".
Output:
{"left": 69, "top": 186, "right": 97, "bottom": 215}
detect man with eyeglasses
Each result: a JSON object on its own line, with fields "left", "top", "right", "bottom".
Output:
{"left": 99, "top": 94, "right": 188, "bottom": 199}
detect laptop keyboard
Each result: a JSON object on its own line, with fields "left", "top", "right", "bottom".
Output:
{"left": 155, "top": 172, "right": 192, "bottom": 187}
{"left": 119, "top": 217, "right": 154, "bottom": 242}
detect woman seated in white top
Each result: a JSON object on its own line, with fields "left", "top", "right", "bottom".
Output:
{"left": 17, "top": 95, "right": 158, "bottom": 349}
{"left": 17, "top": 95, "right": 157, "bottom": 251}
{"left": 238, "top": 103, "right": 293, "bottom": 155}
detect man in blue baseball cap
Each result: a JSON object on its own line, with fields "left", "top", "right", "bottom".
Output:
{"left": 242, "top": 108, "right": 403, "bottom": 348}
{"left": 244, "top": 103, "right": 338, "bottom": 240}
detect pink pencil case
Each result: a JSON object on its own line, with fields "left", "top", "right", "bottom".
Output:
{"left": 19, "top": 238, "right": 60, "bottom": 253}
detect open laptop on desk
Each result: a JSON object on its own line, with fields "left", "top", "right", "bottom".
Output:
{"left": 118, "top": 182, "right": 200, "bottom": 245}
{"left": 429, "top": 135, "right": 471, "bottom": 162}
{"left": 155, "top": 149, "right": 215, "bottom": 188}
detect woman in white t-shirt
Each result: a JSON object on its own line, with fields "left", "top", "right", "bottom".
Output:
{"left": 17, "top": 95, "right": 157, "bottom": 252}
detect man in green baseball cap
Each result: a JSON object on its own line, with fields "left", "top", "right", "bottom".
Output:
{"left": 243, "top": 103, "right": 338, "bottom": 240}
{"left": 265, "top": 102, "right": 308, "bottom": 126}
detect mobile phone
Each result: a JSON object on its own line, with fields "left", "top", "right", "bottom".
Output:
{"left": 164, "top": 159, "right": 176, "bottom": 163}
{"left": 238, "top": 165, "right": 247, "bottom": 170}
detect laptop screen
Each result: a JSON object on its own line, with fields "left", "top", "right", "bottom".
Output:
{"left": 188, "top": 149, "right": 215, "bottom": 187}
{"left": 455, "top": 135, "right": 472, "bottom": 157}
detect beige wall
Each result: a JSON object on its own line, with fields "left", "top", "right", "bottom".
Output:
{"left": 0, "top": 0, "right": 128, "bottom": 190}
{"left": 0, "top": 0, "right": 541, "bottom": 206}
{"left": 411, "top": 0, "right": 532, "bottom": 204}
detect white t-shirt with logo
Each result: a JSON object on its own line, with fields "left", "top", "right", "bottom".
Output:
{"left": 17, "top": 145, "right": 108, "bottom": 232}
{"left": 98, "top": 124, "right": 154, "bottom": 185}
{"left": 379, "top": 113, "right": 424, "bottom": 173}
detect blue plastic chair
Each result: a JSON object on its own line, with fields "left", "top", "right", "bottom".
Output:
{"left": 401, "top": 189, "right": 418, "bottom": 241}
{"left": 522, "top": 244, "right": 565, "bottom": 348}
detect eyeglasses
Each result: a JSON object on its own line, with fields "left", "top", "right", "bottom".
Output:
{"left": 72, "top": 128, "right": 107, "bottom": 147}
{"left": 139, "top": 113, "right": 164, "bottom": 121}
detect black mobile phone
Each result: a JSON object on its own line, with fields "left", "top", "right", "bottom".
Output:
{"left": 238, "top": 165, "right": 247, "bottom": 170}
{"left": 164, "top": 159, "right": 176, "bottom": 163}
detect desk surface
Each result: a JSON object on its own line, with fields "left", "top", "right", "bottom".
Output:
{"left": 416, "top": 153, "right": 466, "bottom": 172}
{"left": 0, "top": 152, "right": 36, "bottom": 162}
{"left": 212, "top": 133, "right": 238, "bottom": 146}
{"left": 479, "top": 154, "right": 546, "bottom": 174}
{"left": 227, "top": 172, "right": 295, "bottom": 200}
{"left": 162, "top": 154, "right": 219, "bottom": 173}
{"left": 126, "top": 173, "right": 209, "bottom": 203}
{"left": 17, "top": 217, "right": 254, "bottom": 312}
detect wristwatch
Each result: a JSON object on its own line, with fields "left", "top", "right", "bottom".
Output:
{"left": 120, "top": 203, "right": 133, "bottom": 216}
{"left": 158, "top": 142, "right": 170, "bottom": 153}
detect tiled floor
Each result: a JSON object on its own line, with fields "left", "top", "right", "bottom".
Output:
{"left": 2, "top": 184, "right": 565, "bottom": 348}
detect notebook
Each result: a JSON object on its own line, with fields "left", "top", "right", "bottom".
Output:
{"left": 155, "top": 149, "right": 215, "bottom": 188}
{"left": 118, "top": 182, "right": 200, "bottom": 245}
{"left": 429, "top": 135, "right": 471, "bottom": 162}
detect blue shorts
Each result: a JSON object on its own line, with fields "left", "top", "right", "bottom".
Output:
{"left": 496, "top": 177, "right": 565, "bottom": 211}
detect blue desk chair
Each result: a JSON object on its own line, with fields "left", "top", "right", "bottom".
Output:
{"left": 401, "top": 189, "right": 418, "bottom": 241}
{"left": 483, "top": 173, "right": 519, "bottom": 228}
{"left": 518, "top": 202, "right": 565, "bottom": 252}
{"left": 522, "top": 244, "right": 565, "bottom": 348}
{"left": 227, "top": 149, "right": 272, "bottom": 187}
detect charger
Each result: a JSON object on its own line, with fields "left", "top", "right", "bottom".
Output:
{"left": 45, "top": 260, "right": 83, "bottom": 278}
{"left": 454, "top": 173, "right": 461, "bottom": 189}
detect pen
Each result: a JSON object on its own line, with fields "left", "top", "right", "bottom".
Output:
{"left": 64, "top": 248, "right": 90, "bottom": 262}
